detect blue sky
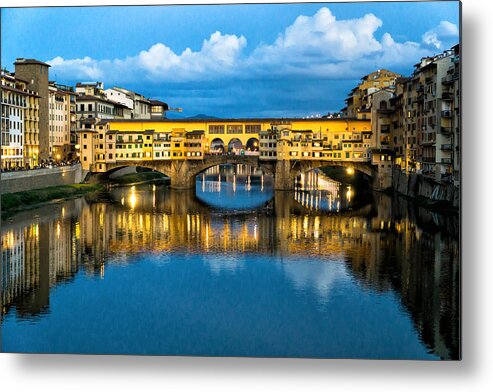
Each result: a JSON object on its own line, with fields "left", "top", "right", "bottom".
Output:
{"left": 1, "top": 2, "right": 460, "bottom": 118}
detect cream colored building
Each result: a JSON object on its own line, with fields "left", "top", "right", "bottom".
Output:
{"left": 49, "top": 83, "right": 74, "bottom": 161}
{"left": 1, "top": 70, "right": 40, "bottom": 169}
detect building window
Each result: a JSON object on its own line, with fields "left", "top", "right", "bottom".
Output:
{"left": 209, "top": 125, "right": 225, "bottom": 134}
{"left": 245, "top": 124, "right": 261, "bottom": 134}
{"left": 228, "top": 124, "right": 243, "bottom": 134}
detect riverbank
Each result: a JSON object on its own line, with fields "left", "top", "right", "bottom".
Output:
{"left": 1, "top": 183, "right": 103, "bottom": 215}
{"left": 392, "top": 168, "right": 459, "bottom": 213}
{"left": 108, "top": 171, "right": 169, "bottom": 186}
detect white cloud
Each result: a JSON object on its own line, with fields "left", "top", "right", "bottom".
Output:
{"left": 47, "top": 8, "right": 458, "bottom": 86}
{"left": 267, "top": 8, "right": 383, "bottom": 61}
{"left": 48, "top": 31, "right": 246, "bottom": 83}
{"left": 422, "top": 20, "right": 459, "bottom": 49}
{"left": 48, "top": 56, "right": 105, "bottom": 80}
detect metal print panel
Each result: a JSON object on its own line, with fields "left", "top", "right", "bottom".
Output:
{"left": 0, "top": 1, "right": 461, "bottom": 359}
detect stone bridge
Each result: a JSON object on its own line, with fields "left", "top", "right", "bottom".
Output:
{"left": 104, "top": 155, "right": 385, "bottom": 190}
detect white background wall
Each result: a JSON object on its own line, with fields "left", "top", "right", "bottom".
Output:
{"left": 0, "top": 1, "right": 491, "bottom": 392}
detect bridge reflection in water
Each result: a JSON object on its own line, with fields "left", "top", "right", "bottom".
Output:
{"left": 0, "top": 165, "right": 459, "bottom": 359}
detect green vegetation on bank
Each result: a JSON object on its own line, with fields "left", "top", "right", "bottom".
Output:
{"left": 109, "top": 171, "right": 168, "bottom": 185}
{"left": 1, "top": 183, "right": 103, "bottom": 213}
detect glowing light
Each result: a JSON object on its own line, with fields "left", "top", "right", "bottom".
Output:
{"left": 346, "top": 167, "right": 355, "bottom": 175}
{"left": 129, "top": 192, "right": 137, "bottom": 209}
{"left": 346, "top": 186, "right": 353, "bottom": 203}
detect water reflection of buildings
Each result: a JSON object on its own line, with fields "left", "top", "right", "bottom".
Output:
{"left": 198, "top": 164, "right": 270, "bottom": 194}
{"left": 1, "top": 201, "right": 83, "bottom": 319}
{"left": 294, "top": 169, "right": 355, "bottom": 212}
{"left": 1, "top": 185, "right": 459, "bottom": 359}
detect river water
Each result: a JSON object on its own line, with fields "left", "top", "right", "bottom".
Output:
{"left": 0, "top": 165, "right": 460, "bottom": 359}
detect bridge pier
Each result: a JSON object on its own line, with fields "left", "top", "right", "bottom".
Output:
{"left": 170, "top": 175, "right": 196, "bottom": 190}
{"left": 371, "top": 164, "right": 393, "bottom": 191}
{"left": 168, "top": 161, "right": 197, "bottom": 189}
{"left": 274, "top": 160, "right": 295, "bottom": 190}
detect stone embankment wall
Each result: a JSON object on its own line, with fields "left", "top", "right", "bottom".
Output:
{"left": 0, "top": 164, "right": 84, "bottom": 195}
{"left": 392, "top": 168, "right": 459, "bottom": 209}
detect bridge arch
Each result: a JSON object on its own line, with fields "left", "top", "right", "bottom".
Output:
{"left": 227, "top": 138, "right": 244, "bottom": 154}
{"left": 210, "top": 138, "right": 225, "bottom": 154}
{"left": 190, "top": 157, "right": 274, "bottom": 179}
{"left": 294, "top": 160, "right": 375, "bottom": 179}
{"left": 245, "top": 137, "right": 259, "bottom": 152}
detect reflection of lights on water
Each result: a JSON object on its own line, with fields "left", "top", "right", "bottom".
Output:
{"left": 56, "top": 222, "right": 61, "bottom": 238}
{"left": 62, "top": 207, "right": 65, "bottom": 217}
{"left": 2, "top": 231, "right": 15, "bottom": 250}
{"left": 314, "top": 216, "right": 320, "bottom": 239}
{"left": 233, "top": 174, "right": 236, "bottom": 193}
{"left": 261, "top": 174, "right": 264, "bottom": 192}
{"left": 121, "top": 197, "right": 125, "bottom": 205}
{"left": 129, "top": 192, "right": 137, "bottom": 209}
{"left": 100, "top": 264, "right": 105, "bottom": 278}
{"left": 346, "top": 186, "right": 352, "bottom": 203}
{"left": 152, "top": 184, "right": 156, "bottom": 192}
{"left": 205, "top": 224, "right": 209, "bottom": 250}
{"left": 254, "top": 224, "right": 258, "bottom": 241}
{"left": 303, "top": 215, "right": 309, "bottom": 237}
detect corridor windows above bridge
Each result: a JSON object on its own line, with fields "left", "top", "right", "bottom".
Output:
{"left": 227, "top": 125, "right": 243, "bottom": 134}
{"left": 209, "top": 125, "right": 225, "bottom": 134}
{"left": 245, "top": 124, "right": 261, "bottom": 134}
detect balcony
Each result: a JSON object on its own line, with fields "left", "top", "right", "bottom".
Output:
{"left": 377, "top": 108, "right": 394, "bottom": 115}
{"left": 440, "top": 126, "right": 452, "bottom": 135}
{"left": 441, "top": 110, "right": 452, "bottom": 118}
{"left": 442, "top": 75, "right": 452, "bottom": 85}
{"left": 442, "top": 92, "right": 454, "bottom": 100}
{"left": 441, "top": 158, "right": 452, "bottom": 164}
{"left": 421, "top": 139, "right": 436, "bottom": 146}
{"left": 425, "top": 76, "right": 433, "bottom": 84}
{"left": 441, "top": 173, "right": 453, "bottom": 183}
{"left": 441, "top": 143, "right": 453, "bottom": 151}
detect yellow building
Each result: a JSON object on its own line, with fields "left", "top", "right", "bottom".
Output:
{"left": 78, "top": 118, "right": 373, "bottom": 173}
